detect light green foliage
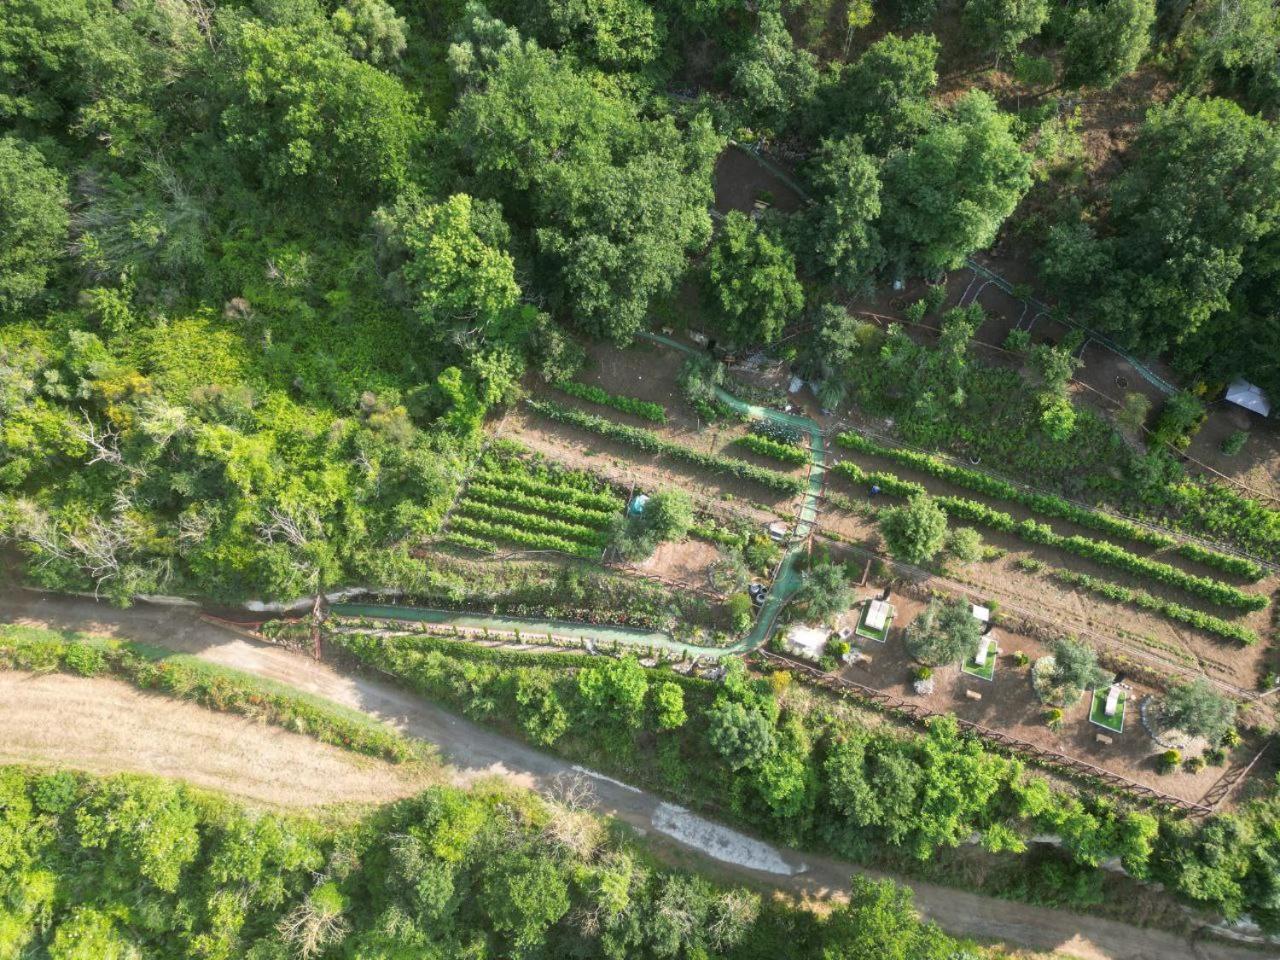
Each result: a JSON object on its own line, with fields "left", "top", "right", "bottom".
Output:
{"left": 962, "top": 0, "right": 1049, "bottom": 59}
{"left": 881, "top": 91, "right": 1033, "bottom": 275}
{"left": 1151, "top": 391, "right": 1207, "bottom": 450}
{"left": 652, "top": 680, "right": 687, "bottom": 730}
{"left": 577, "top": 656, "right": 649, "bottom": 729}
{"left": 1063, "top": 0, "right": 1155, "bottom": 89}
{"left": 819, "top": 876, "right": 957, "bottom": 959}
{"left": 331, "top": 0, "right": 408, "bottom": 64}
{"left": 903, "top": 597, "right": 982, "bottom": 666}
{"left": 944, "top": 526, "right": 983, "bottom": 563}
{"left": 0, "top": 137, "right": 68, "bottom": 310}
{"left": 705, "top": 211, "right": 804, "bottom": 346}
{"left": 879, "top": 494, "right": 948, "bottom": 564}
{"left": 805, "top": 136, "right": 884, "bottom": 293}
{"left": 610, "top": 489, "right": 694, "bottom": 560}
{"left": 1157, "top": 678, "right": 1237, "bottom": 743}
{"left": 507, "top": 0, "right": 665, "bottom": 70}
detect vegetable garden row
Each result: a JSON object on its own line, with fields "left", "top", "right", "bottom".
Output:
{"left": 833, "top": 459, "right": 1267, "bottom": 619}
{"left": 445, "top": 449, "right": 622, "bottom": 559}
{"left": 526, "top": 398, "right": 807, "bottom": 494}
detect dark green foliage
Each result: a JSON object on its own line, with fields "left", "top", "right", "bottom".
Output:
{"left": 1063, "top": 0, "right": 1155, "bottom": 89}
{"left": 1157, "top": 678, "right": 1237, "bottom": 743}
{"left": 962, "top": 0, "right": 1050, "bottom": 59}
{"left": 797, "top": 560, "right": 854, "bottom": 622}
{"left": 705, "top": 211, "right": 804, "bottom": 346}
{"left": 803, "top": 135, "right": 884, "bottom": 293}
{"left": 1045, "top": 637, "right": 1112, "bottom": 706}
{"left": 0, "top": 136, "right": 68, "bottom": 309}
{"left": 731, "top": 9, "right": 820, "bottom": 135}
{"left": 815, "top": 33, "right": 938, "bottom": 154}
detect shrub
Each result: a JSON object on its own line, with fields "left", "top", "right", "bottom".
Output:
{"left": 904, "top": 597, "right": 981, "bottom": 666}
{"left": 1156, "top": 679, "right": 1237, "bottom": 744}
{"left": 733, "top": 432, "right": 809, "bottom": 465}
{"left": 1044, "top": 707, "right": 1064, "bottom": 732}
{"left": 1157, "top": 749, "right": 1182, "bottom": 774}
{"left": 62, "top": 642, "right": 107, "bottom": 677}
{"left": 726, "top": 593, "right": 754, "bottom": 632}
{"left": 1003, "top": 328, "right": 1032, "bottom": 353}
{"left": 1221, "top": 430, "right": 1248, "bottom": 456}
{"left": 913, "top": 665, "right": 933, "bottom": 681}
{"left": 1183, "top": 755, "right": 1207, "bottom": 774}
{"left": 879, "top": 494, "right": 948, "bottom": 565}
{"left": 826, "top": 638, "right": 852, "bottom": 660}
{"left": 945, "top": 526, "right": 983, "bottom": 563}
{"left": 1151, "top": 391, "right": 1205, "bottom": 450}
{"left": 1012, "top": 650, "right": 1030, "bottom": 667}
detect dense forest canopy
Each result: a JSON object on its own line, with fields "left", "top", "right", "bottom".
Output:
{"left": 1, "top": 0, "right": 1279, "bottom": 602}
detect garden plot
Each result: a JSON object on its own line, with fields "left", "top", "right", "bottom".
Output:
{"left": 822, "top": 588, "right": 1252, "bottom": 807}
{"left": 444, "top": 448, "right": 622, "bottom": 559}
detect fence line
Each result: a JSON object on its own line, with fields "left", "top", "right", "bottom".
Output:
{"left": 754, "top": 648, "right": 1216, "bottom": 817}
{"left": 1199, "top": 740, "right": 1273, "bottom": 810}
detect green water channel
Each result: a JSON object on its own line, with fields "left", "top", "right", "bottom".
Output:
{"left": 335, "top": 332, "right": 827, "bottom": 659}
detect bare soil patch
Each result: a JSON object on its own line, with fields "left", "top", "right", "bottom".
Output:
{"left": 713, "top": 146, "right": 805, "bottom": 215}
{"left": 633, "top": 539, "right": 724, "bottom": 595}
{"left": 0, "top": 671, "right": 428, "bottom": 809}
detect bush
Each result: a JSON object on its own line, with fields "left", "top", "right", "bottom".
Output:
{"left": 1157, "top": 679, "right": 1237, "bottom": 744}
{"left": 904, "top": 597, "right": 981, "bottom": 666}
{"left": 1221, "top": 430, "right": 1248, "bottom": 456}
{"left": 945, "top": 526, "right": 983, "bottom": 563}
{"left": 1183, "top": 754, "right": 1207, "bottom": 774}
{"left": 727, "top": 593, "right": 754, "bottom": 632}
{"left": 879, "top": 494, "right": 949, "bottom": 564}
{"left": 1044, "top": 707, "right": 1064, "bottom": 732}
{"left": 1157, "top": 749, "right": 1182, "bottom": 774}
{"left": 1003, "top": 328, "right": 1032, "bottom": 353}
{"left": 733, "top": 432, "right": 809, "bottom": 465}
{"left": 1151, "top": 391, "right": 1205, "bottom": 450}
{"left": 1012, "top": 650, "right": 1030, "bottom": 667}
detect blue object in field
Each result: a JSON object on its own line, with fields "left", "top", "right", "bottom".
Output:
{"left": 870, "top": 484, "right": 881, "bottom": 497}
{"left": 628, "top": 494, "right": 649, "bottom": 516}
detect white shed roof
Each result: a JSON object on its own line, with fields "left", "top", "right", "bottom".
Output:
{"left": 865, "top": 599, "right": 891, "bottom": 631}
{"left": 971, "top": 604, "right": 990, "bottom": 623}
{"left": 1226, "top": 379, "right": 1271, "bottom": 417}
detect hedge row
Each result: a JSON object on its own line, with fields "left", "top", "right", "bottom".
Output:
{"left": 454, "top": 501, "right": 606, "bottom": 544}
{"left": 0, "top": 628, "right": 418, "bottom": 763}
{"left": 834, "top": 432, "right": 1180, "bottom": 550}
{"left": 1048, "top": 570, "right": 1260, "bottom": 646}
{"left": 835, "top": 461, "right": 1266, "bottom": 611}
{"left": 690, "top": 521, "right": 749, "bottom": 550}
{"left": 527, "top": 399, "right": 806, "bottom": 494}
{"left": 733, "top": 433, "right": 809, "bottom": 465}
{"left": 1174, "top": 542, "right": 1264, "bottom": 582}
{"left": 462, "top": 481, "right": 617, "bottom": 527}
{"left": 556, "top": 380, "right": 667, "bottom": 423}
{"left": 449, "top": 515, "right": 602, "bottom": 558}
{"left": 470, "top": 468, "right": 620, "bottom": 513}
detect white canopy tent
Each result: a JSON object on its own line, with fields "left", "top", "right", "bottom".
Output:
{"left": 1225, "top": 379, "right": 1272, "bottom": 417}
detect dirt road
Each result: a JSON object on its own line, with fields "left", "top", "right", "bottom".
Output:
{"left": 0, "top": 588, "right": 1268, "bottom": 960}
{"left": 0, "top": 671, "right": 426, "bottom": 808}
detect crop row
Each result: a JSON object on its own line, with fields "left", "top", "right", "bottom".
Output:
{"left": 1173, "top": 542, "right": 1264, "bottom": 581}
{"left": 463, "top": 481, "right": 617, "bottom": 528}
{"left": 834, "top": 432, "right": 1175, "bottom": 545}
{"left": 448, "top": 515, "right": 601, "bottom": 558}
{"left": 733, "top": 433, "right": 809, "bottom": 465}
{"left": 454, "top": 500, "right": 607, "bottom": 545}
{"left": 834, "top": 461, "right": 1267, "bottom": 611}
{"left": 1049, "top": 570, "right": 1260, "bottom": 646}
{"left": 470, "top": 468, "right": 620, "bottom": 513}
{"left": 527, "top": 399, "right": 806, "bottom": 495}
{"left": 556, "top": 380, "right": 667, "bottom": 423}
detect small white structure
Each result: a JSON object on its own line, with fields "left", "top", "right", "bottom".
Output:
{"left": 767, "top": 521, "right": 790, "bottom": 542}
{"left": 1226, "top": 379, "right": 1271, "bottom": 417}
{"left": 971, "top": 604, "right": 990, "bottom": 624}
{"left": 974, "top": 635, "right": 993, "bottom": 667}
{"left": 788, "top": 375, "right": 804, "bottom": 394}
{"left": 689, "top": 331, "right": 709, "bottom": 347}
{"left": 1104, "top": 684, "right": 1122, "bottom": 717}
{"left": 784, "top": 624, "right": 829, "bottom": 661}
{"left": 864, "top": 600, "right": 891, "bottom": 632}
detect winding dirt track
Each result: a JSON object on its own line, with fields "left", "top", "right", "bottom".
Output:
{"left": 0, "top": 588, "right": 1268, "bottom": 960}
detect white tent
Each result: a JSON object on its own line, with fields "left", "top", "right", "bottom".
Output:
{"left": 784, "top": 625, "right": 829, "bottom": 660}
{"left": 1226, "top": 379, "right": 1271, "bottom": 417}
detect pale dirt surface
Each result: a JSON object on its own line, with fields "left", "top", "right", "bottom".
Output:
{"left": 0, "top": 589, "right": 1271, "bottom": 960}
{"left": 0, "top": 671, "right": 426, "bottom": 809}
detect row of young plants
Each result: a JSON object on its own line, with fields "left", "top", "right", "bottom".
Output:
{"left": 732, "top": 432, "right": 809, "bottom": 465}
{"left": 462, "top": 480, "right": 618, "bottom": 526}
{"left": 471, "top": 460, "right": 621, "bottom": 511}
{"left": 448, "top": 515, "right": 603, "bottom": 558}
{"left": 527, "top": 399, "right": 806, "bottom": 494}
{"left": 327, "top": 630, "right": 1280, "bottom": 932}
{"left": 1046, "top": 570, "right": 1261, "bottom": 646}
{"left": 555, "top": 379, "right": 668, "bottom": 422}
{"left": 834, "top": 432, "right": 1264, "bottom": 580}
{"left": 0, "top": 626, "right": 418, "bottom": 763}
{"left": 833, "top": 460, "right": 1267, "bottom": 614}
{"left": 454, "top": 500, "right": 606, "bottom": 545}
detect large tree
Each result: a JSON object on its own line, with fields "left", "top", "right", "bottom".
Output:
{"left": 1063, "top": 0, "right": 1156, "bottom": 89}
{"left": 1040, "top": 96, "right": 1280, "bottom": 355}
{"left": 0, "top": 137, "right": 68, "bottom": 310}
{"left": 704, "top": 211, "right": 804, "bottom": 346}
{"left": 805, "top": 136, "right": 884, "bottom": 294}
{"left": 962, "top": 0, "right": 1049, "bottom": 62}
{"left": 815, "top": 32, "right": 938, "bottom": 154}
{"left": 731, "top": 9, "right": 820, "bottom": 134}
{"left": 880, "top": 91, "right": 1032, "bottom": 276}
{"left": 879, "top": 494, "right": 948, "bottom": 564}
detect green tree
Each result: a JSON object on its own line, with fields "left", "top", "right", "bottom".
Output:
{"left": 707, "top": 697, "right": 775, "bottom": 770}
{"left": 514, "top": 669, "right": 570, "bottom": 745}
{"left": 1063, "top": 0, "right": 1155, "bottom": 89}
{"left": 643, "top": 490, "right": 694, "bottom": 542}
{"left": 820, "top": 876, "right": 957, "bottom": 959}
{"left": 576, "top": 656, "right": 649, "bottom": 729}
{"left": 1045, "top": 637, "right": 1112, "bottom": 706}
{"left": 652, "top": 681, "right": 687, "bottom": 730}
{"left": 0, "top": 137, "right": 69, "bottom": 310}
{"left": 1179, "top": 0, "right": 1280, "bottom": 109}
{"left": 1158, "top": 679, "right": 1237, "bottom": 744}
{"left": 879, "top": 494, "right": 948, "bottom": 564}
{"left": 731, "top": 9, "right": 820, "bottom": 134}
{"left": 880, "top": 91, "right": 1032, "bottom": 275}
{"left": 331, "top": 0, "right": 409, "bottom": 64}
{"left": 1151, "top": 391, "right": 1206, "bottom": 450}
{"left": 817, "top": 33, "right": 938, "bottom": 154}
{"left": 962, "top": 0, "right": 1049, "bottom": 62}
{"left": 903, "top": 597, "right": 982, "bottom": 666}
{"left": 481, "top": 852, "right": 570, "bottom": 951}
{"left": 805, "top": 136, "right": 884, "bottom": 294}
{"left": 705, "top": 212, "right": 804, "bottom": 346}
{"left": 0, "top": 0, "right": 94, "bottom": 122}
{"left": 798, "top": 560, "right": 853, "bottom": 623}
